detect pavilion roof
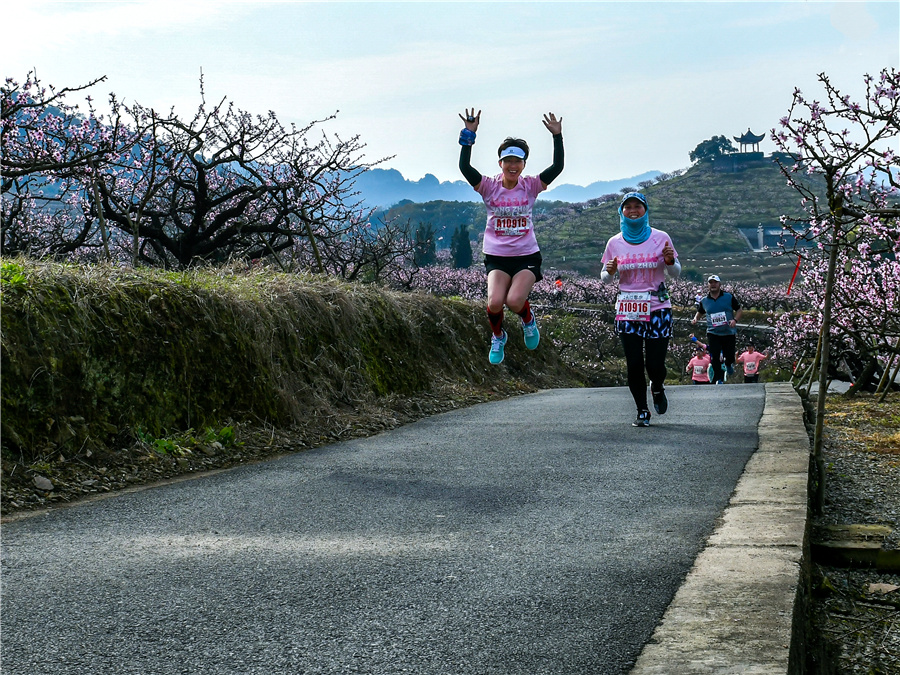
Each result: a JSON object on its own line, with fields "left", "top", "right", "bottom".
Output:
{"left": 734, "top": 128, "right": 766, "bottom": 144}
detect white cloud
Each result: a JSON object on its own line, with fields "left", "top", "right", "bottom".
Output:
{"left": 830, "top": 2, "right": 879, "bottom": 41}
{"left": 4, "top": 1, "right": 250, "bottom": 53}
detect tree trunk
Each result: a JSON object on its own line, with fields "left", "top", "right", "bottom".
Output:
{"left": 90, "top": 162, "right": 111, "bottom": 263}
{"left": 812, "top": 232, "right": 840, "bottom": 516}
{"left": 802, "top": 332, "right": 824, "bottom": 399}
{"left": 844, "top": 355, "right": 878, "bottom": 398}
{"left": 300, "top": 206, "right": 324, "bottom": 274}
{"left": 875, "top": 352, "right": 895, "bottom": 396}
{"left": 880, "top": 350, "right": 900, "bottom": 403}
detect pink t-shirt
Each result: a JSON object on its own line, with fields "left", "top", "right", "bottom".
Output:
{"left": 687, "top": 354, "right": 711, "bottom": 382}
{"left": 476, "top": 174, "right": 545, "bottom": 256}
{"left": 600, "top": 229, "right": 678, "bottom": 311}
{"left": 737, "top": 351, "right": 767, "bottom": 375}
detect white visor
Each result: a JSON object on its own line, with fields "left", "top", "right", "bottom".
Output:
{"left": 499, "top": 147, "right": 526, "bottom": 160}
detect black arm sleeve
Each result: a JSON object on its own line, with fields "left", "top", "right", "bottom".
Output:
{"left": 539, "top": 134, "right": 564, "bottom": 185}
{"left": 459, "top": 145, "right": 482, "bottom": 187}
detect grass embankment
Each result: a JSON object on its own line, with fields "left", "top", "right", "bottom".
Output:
{"left": 0, "top": 258, "right": 586, "bottom": 512}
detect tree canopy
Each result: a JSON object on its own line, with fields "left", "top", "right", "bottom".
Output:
{"left": 689, "top": 135, "right": 737, "bottom": 163}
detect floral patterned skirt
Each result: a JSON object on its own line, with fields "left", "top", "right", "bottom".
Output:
{"left": 615, "top": 308, "right": 672, "bottom": 339}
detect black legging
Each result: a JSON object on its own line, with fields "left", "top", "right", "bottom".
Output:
{"left": 620, "top": 332, "right": 669, "bottom": 411}
{"left": 706, "top": 333, "right": 736, "bottom": 384}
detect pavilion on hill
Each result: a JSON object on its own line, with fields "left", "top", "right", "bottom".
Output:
{"left": 712, "top": 128, "right": 772, "bottom": 173}
{"left": 734, "top": 128, "right": 767, "bottom": 153}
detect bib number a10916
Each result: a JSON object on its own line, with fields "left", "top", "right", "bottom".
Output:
{"left": 616, "top": 292, "right": 651, "bottom": 322}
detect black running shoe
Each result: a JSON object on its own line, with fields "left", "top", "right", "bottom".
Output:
{"left": 633, "top": 410, "right": 651, "bottom": 427}
{"left": 652, "top": 388, "right": 668, "bottom": 415}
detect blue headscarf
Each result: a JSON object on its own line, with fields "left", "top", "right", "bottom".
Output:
{"left": 618, "top": 192, "right": 651, "bottom": 244}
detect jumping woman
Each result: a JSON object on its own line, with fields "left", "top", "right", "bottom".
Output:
{"left": 457, "top": 108, "right": 564, "bottom": 364}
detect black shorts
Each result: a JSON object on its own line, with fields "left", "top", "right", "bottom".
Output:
{"left": 484, "top": 252, "right": 543, "bottom": 282}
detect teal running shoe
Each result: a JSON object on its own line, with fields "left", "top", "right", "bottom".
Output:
{"left": 522, "top": 316, "right": 540, "bottom": 350}
{"left": 489, "top": 330, "right": 508, "bottom": 365}
{"left": 707, "top": 365, "right": 715, "bottom": 382}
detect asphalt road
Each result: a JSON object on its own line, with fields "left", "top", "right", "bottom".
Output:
{"left": 1, "top": 385, "right": 766, "bottom": 675}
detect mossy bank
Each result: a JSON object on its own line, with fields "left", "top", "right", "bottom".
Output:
{"left": 1, "top": 258, "right": 584, "bottom": 513}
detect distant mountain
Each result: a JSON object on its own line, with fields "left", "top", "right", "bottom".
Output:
{"left": 355, "top": 168, "right": 663, "bottom": 208}
{"left": 542, "top": 172, "right": 663, "bottom": 202}
{"left": 355, "top": 169, "right": 475, "bottom": 207}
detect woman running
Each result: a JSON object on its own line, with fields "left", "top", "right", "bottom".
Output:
{"left": 737, "top": 342, "right": 768, "bottom": 383}
{"left": 457, "top": 108, "right": 564, "bottom": 364}
{"left": 601, "top": 192, "right": 681, "bottom": 426}
{"left": 686, "top": 345, "right": 712, "bottom": 384}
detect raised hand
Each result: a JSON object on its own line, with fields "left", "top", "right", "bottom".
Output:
{"left": 542, "top": 112, "right": 562, "bottom": 135}
{"left": 459, "top": 108, "right": 481, "bottom": 132}
{"left": 662, "top": 240, "right": 675, "bottom": 265}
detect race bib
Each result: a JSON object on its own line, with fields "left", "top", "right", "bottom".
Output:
{"left": 494, "top": 216, "right": 530, "bottom": 237}
{"left": 693, "top": 365, "right": 706, "bottom": 376}
{"left": 710, "top": 311, "right": 728, "bottom": 327}
{"left": 616, "top": 292, "right": 651, "bottom": 322}
{"left": 745, "top": 360, "right": 758, "bottom": 374}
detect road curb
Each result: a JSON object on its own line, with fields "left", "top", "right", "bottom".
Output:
{"left": 630, "top": 383, "right": 811, "bottom": 674}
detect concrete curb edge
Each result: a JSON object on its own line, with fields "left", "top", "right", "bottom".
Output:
{"left": 629, "top": 382, "right": 812, "bottom": 674}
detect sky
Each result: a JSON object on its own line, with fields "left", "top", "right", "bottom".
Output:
{"left": 4, "top": 1, "right": 898, "bottom": 187}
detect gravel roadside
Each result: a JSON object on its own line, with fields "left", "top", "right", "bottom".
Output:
{"left": 808, "top": 391, "right": 900, "bottom": 675}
